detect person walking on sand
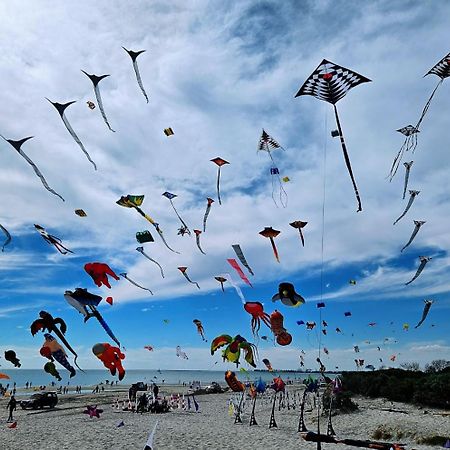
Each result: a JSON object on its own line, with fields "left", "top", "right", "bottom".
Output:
{"left": 6, "top": 395, "right": 17, "bottom": 422}
{"left": 153, "top": 383, "right": 159, "bottom": 400}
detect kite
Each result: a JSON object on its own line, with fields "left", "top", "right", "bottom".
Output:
{"left": 120, "top": 272, "right": 153, "bottom": 294}
{"left": 388, "top": 52, "right": 450, "bottom": 179}
{"left": 143, "top": 421, "right": 158, "bottom": 450}
{"left": 225, "top": 370, "right": 245, "bottom": 392}
{"left": 193, "top": 229, "right": 206, "bottom": 254}
{"left": 272, "top": 282, "right": 305, "bottom": 307}
{"left": 297, "top": 320, "right": 305, "bottom": 325}
{"left": 243, "top": 302, "right": 271, "bottom": 336}
{"left": 122, "top": 47, "right": 149, "bottom": 102}
{"left": 317, "top": 302, "right": 326, "bottom": 308}
{"left": 349, "top": 280, "right": 357, "bottom": 285}
{"left": 211, "top": 334, "right": 257, "bottom": 367}
{"left": 75, "top": 209, "right": 87, "bottom": 217}
{"left": 405, "top": 256, "right": 431, "bottom": 285}
{"left": 163, "top": 128, "right": 174, "bottom": 136}
{"left": 306, "top": 321, "right": 316, "bottom": 330}
{"left": 323, "top": 347, "right": 329, "bottom": 355}
{"left": 214, "top": 276, "right": 227, "bottom": 292}
{"left": 231, "top": 244, "right": 254, "bottom": 276}
{"left": 282, "top": 176, "right": 290, "bottom": 182}
{"left": 322, "top": 329, "right": 327, "bottom": 335}
{"left": 92, "top": 343, "right": 126, "bottom": 380}
{"left": 84, "top": 262, "right": 119, "bottom": 289}
{"left": 259, "top": 227, "right": 281, "bottom": 262}
{"left": 403, "top": 323, "right": 409, "bottom": 331}
{"left": 136, "top": 230, "right": 154, "bottom": 243}
{"left": 210, "top": 157, "right": 229, "bottom": 205}
{"left": 323, "top": 320, "right": 328, "bottom": 327}
{"left": 87, "top": 101, "right": 95, "bottom": 109}
{"left": 336, "top": 327, "right": 342, "bottom": 333}
{"left": 4, "top": 350, "right": 20, "bottom": 368}
{"left": 0, "top": 135, "right": 64, "bottom": 201}
{"left": 390, "top": 355, "right": 397, "bottom": 362}
{"left": 83, "top": 405, "right": 104, "bottom": 419}
{"left": 162, "top": 192, "right": 190, "bottom": 235}
{"left": 144, "top": 345, "right": 153, "bottom": 352}
{"left": 402, "top": 161, "right": 414, "bottom": 200}
{"left": 257, "top": 129, "right": 288, "bottom": 207}
{"left": 193, "top": 319, "right": 206, "bottom": 341}
{"left": 227, "top": 259, "right": 252, "bottom": 287}
{"left": 64, "top": 288, "right": 121, "bottom": 347}
{"left": 136, "top": 247, "right": 165, "bottom": 278}
{"left": 46, "top": 98, "right": 96, "bottom": 170}
{"left": 393, "top": 190, "right": 420, "bottom": 225}
{"left": 290, "top": 221, "right": 308, "bottom": 246}
{"left": 203, "top": 197, "right": 214, "bottom": 232}
{"left": 0, "top": 373, "right": 10, "bottom": 380}
{"left": 295, "top": 59, "right": 371, "bottom": 211}
{"left": 44, "top": 362, "right": 61, "bottom": 381}
{"left": 344, "top": 311, "right": 352, "bottom": 317}
{"left": 270, "top": 310, "right": 292, "bottom": 346}
{"left": 34, "top": 224, "right": 73, "bottom": 254}
{"left": 176, "top": 345, "right": 189, "bottom": 360}
{"left": 354, "top": 346, "right": 360, "bottom": 353}
{"left": 262, "top": 358, "right": 273, "bottom": 372}
{"left": 117, "top": 195, "right": 178, "bottom": 253}
{"left": 401, "top": 220, "right": 426, "bottom": 252}
{"left": 0, "top": 224, "right": 11, "bottom": 252}
{"left": 40, "top": 333, "right": 76, "bottom": 377}
{"left": 415, "top": 299, "right": 434, "bottom": 329}
{"left": 178, "top": 266, "right": 200, "bottom": 289}
{"left": 81, "top": 70, "right": 115, "bottom": 132}
{"left": 31, "top": 311, "right": 81, "bottom": 370}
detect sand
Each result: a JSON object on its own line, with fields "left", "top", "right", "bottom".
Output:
{"left": 0, "top": 385, "right": 449, "bottom": 449}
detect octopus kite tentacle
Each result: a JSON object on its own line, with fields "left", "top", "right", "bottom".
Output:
{"left": 394, "top": 190, "right": 420, "bottom": 225}
{"left": 402, "top": 161, "right": 413, "bottom": 199}
{"left": 0, "top": 224, "right": 12, "bottom": 252}
{"left": 122, "top": 47, "right": 149, "bottom": 103}
{"left": 401, "top": 220, "right": 426, "bottom": 252}
{"left": 405, "top": 256, "right": 431, "bottom": 285}
{"left": 120, "top": 273, "right": 153, "bottom": 294}
{"left": 136, "top": 247, "right": 165, "bottom": 278}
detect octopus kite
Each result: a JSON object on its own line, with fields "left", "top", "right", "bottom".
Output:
{"left": 35, "top": 224, "right": 73, "bottom": 254}
{"left": 211, "top": 334, "right": 257, "bottom": 367}
{"left": 84, "top": 262, "right": 119, "bottom": 288}
{"left": 92, "top": 343, "right": 126, "bottom": 380}
{"left": 243, "top": 302, "right": 271, "bottom": 337}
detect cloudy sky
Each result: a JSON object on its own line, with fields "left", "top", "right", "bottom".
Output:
{"left": 0, "top": 0, "right": 449, "bottom": 375}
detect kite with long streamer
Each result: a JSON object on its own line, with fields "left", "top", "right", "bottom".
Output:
{"left": 295, "top": 59, "right": 371, "bottom": 211}
{"left": 259, "top": 227, "right": 281, "bottom": 262}
{"left": 193, "top": 229, "right": 206, "bottom": 254}
{"left": 415, "top": 299, "right": 434, "bottom": 329}
{"left": 227, "top": 259, "right": 252, "bottom": 287}
{"left": 405, "top": 256, "right": 431, "bottom": 285}
{"left": 401, "top": 220, "right": 426, "bottom": 252}
{"left": 394, "top": 190, "right": 420, "bottom": 225}
{"left": 214, "top": 276, "right": 227, "bottom": 292}
{"left": 81, "top": 70, "right": 115, "bottom": 132}
{"left": 176, "top": 345, "right": 189, "bottom": 359}
{"left": 210, "top": 157, "right": 229, "bottom": 205}
{"left": 290, "top": 221, "right": 308, "bottom": 246}
{"left": 46, "top": 98, "right": 97, "bottom": 170}
{"left": 162, "top": 192, "right": 190, "bottom": 235}
{"left": 35, "top": 224, "right": 73, "bottom": 255}
{"left": 122, "top": 47, "right": 149, "bottom": 102}
{"left": 193, "top": 319, "right": 207, "bottom": 341}
{"left": 257, "top": 129, "right": 287, "bottom": 207}
{"left": 402, "top": 161, "right": 413, "bottom": 199}
{"left": 120, "top": 272, "right": 153, "bottom": 295}
{"left": 0, "top": 135, "right": 64, "bottom": 201}
{"left": 136, "top": 247, "right": 164, "bottom": 278}
{"left": 389, "top": 52, "right": 450, "bottom": 179}
{"left": 178, "top": 266, "right": 200, "bottom": 289}
{"left": 232, "top": 244, "right": 254, "bottom": 276}
{"left": 220, "top": 272, "right": 246, "bottom": 304}
{"left": 203, "top": 197, "right": 214, "bottom": 231}
{"left": 117, "top": 195, "right": 178, "bottom": 253}
{"left": 0, "top": 224, "right": 11, "bottom": 252}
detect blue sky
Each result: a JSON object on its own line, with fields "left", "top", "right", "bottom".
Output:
{"left": 0, "top": 0, "right": 449, "bottom": 372}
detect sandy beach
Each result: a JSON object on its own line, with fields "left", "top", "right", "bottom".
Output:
{"left": 1, "top": 385, "right": 449, "bottom": 449}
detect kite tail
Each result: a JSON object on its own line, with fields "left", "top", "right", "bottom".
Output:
{"left": 183, "top": 272, "right": 200, "bottom": 289}
{"left": 388, "top": 142, "right": 406, "bottom": 181}
{"left": 401, "top": 224, "right": 422, "bottom": 252}
{"left": 402, "top": 163, "right": 412, "bottom": 199}
{"left": 61, "top": 114, "right": 97, "bottom": 170}
{"left": 94, "top": 85, "right": 115, "bottom": 132}
{"left": 405, "top": 261, "right": 428, "bottom": 285}
{"left": 219, "top": 281, "right": 225, "bottom": 292}
{"left": 217, "top": 167, "right": 222, "bottom": 205}
{"left": 154, "top": 225, "right": 180, "bottom": 254}
{"left": 195, "top": 234, "right": 206, "bottom": 255}
{"left": 143, "top": 253, "right": 165, "bottom": 278}
{"left": 334, "top": 105, "right": 362, "bottom": 212}
{"left": 203, "top": 204, "right": 212, "bottom": 232}
{"left": 53, "top": 241, "right": 74, "bottom": 255}
{"left": 122, "top": 274, "right": 153, "bottom": 295}
{"left": 18, "top": 149, "right": 65, "bottom": 201}
{"left": 226, "top": 259, "right": 253, "bottom": 287}
{"left": 269, "top": 237, "right": 280, "bottom": 263}
{"left": 393, "top": 194, "right": 417, "bottom": 225}
{"left": 299, "top": 229, "right": 305, "bottom": 247}
{"left": 132, "top": 60, "right": 149, "bottom": 103}
{"left": 415, "top": 79, "right": 443, "bottom": 134}
{"left": 222, "top": 271, "right": 246, "bottom": 304}
{"left": 53, "top": 329, "right": 83, "bottom": 372}
{"left": 95, "top": 313, "right": 121, "bottom": 347}
{"left": 232, "top": 245, "right": 254, "bottom": 276}
{"left": 0, "top": 224, "right": 12, "bottom": 252}
{"left": 170, "top": 200, "right": 190, "bottom": 233}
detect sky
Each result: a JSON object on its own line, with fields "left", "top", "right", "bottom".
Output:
{"left": 0, "top": 0, "right": 449, "bottom": 374}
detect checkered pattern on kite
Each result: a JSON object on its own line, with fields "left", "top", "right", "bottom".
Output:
{"left": 425, "top": 52, "right": 450, "bottom": 79}
{"left": 397, "top": 125, "right": 419, "bottom": 136}
{"left": 258, "top": 129, "right": 283, "bottom": 152}
{"left": 294, "top": 59, "right": 371, "bottom": 105}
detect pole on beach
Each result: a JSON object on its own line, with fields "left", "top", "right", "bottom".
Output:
{"left": 269, "top": 392, "right": 278, "bottom": 429}
{"left": 298, "top": 389, "right": 308, "bottom": 432}
{"left": 234, "top": 391, "right": 245, "bottom": 424}
{"left": 249, "top": 395, "right": 258, "bottom": 426}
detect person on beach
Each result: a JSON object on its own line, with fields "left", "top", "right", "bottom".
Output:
{"left": 153, "top": 383, "right": 159, "bottom": 399}
{"left": 6, "top": 395, "right": 17, "bottom": 422}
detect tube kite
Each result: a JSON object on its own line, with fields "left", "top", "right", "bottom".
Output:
{"left": 162, "top": 192, "right": 190, "bottom": 236}
{"left": 136, "top": 247, "right": 164, "bottom": 278}
{"left": 405, "top": 256, "right": 431, "bottom": 285}
{"left": 120, "top": 272, "right": 153, "bottom": 294}
{"left": 401, "top": 220, "right": 426, "bottom": 252}
{"left": 35, "top": 224, "right": 73, "bottom": 254}
{"left": 290, "top": 221, "right": 308, "bottom": 246}
{"left": 203, "top": 197, "right": 214, "bottom": 231}
{"left": 231, "top": 244, "right": 254, "bottom": 276}
{"left": 0, "top": 224, "right": 11, "bottom": 252}
{"left": 81, "top": 70, "right": 115, "bottom": 132}
{"left": 227, "top": 258, "right": 252, "bottom": 287}
{"left": 394, "top": 190, "right": 420, "bottom": 225}
{"left": 295, "top": 59, "right": 371, "bottom": 212}
{"left": 178, "top": 266, "right": 200, "bottom": 289}
{"left": 402, "top": 161, "right": 413, "bottom": 199}
{"left": 210, "top": 157, "right": 229, "bottom": 205}
{"left": 270, "top": 310, "right": 292, "bottom": 346}
{"left": 46, "top": 98, "right": 97, "bottom": 170}
{"left": 122, "top": 47, "right": 149, "bottom": 103}
{"left": 193, "top": 229, "right": 206, "bottom": 255}
{"left": 259, "top": 227, "right": 281, "bottom": 263}
{"left": 415, "top": 299, "right": 434, "bottom": 329}
{"left": 0, "top": 135, "right": 64, "bottom": 201}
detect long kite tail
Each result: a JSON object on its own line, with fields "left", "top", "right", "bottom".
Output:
{"left": 94, "top": 311, "right": 121, "bottom": 347}
{"left": 217, "top": 167, "right": 222, "bottom": 205}
{"left": 0, "top": 224, "right": 12, "bottom": 252}
{"left": 415, "top": 79, "right": 443, "bottom": 135}
{"left": 94, "top": 85, "right": 115, "bottom": 132}
{"left": 203, "top": 199, "right": 214, "bottom": 232}
{"left": 170, "top": 199, "right": 190, "bottom": 233}
{"left": 121, "top": 273, "right": 153, "bottom": 295}
{"left": 132, "top": 60, "right": 149, "bottom": 103}
{"left": 195, "top": 232, "right": 206, "bottom": 255}
{"left": 401, "top": 221, "right": 425, "bottom": 252}
{"left": 17, "top": 148, "right": 65, "bottom": 201}
{"left": 154, "top": 224, "right": 180, "bottom": 254}
{"left": 232, "top": 244, "right": 254, "bottom": 276}
{"left": 61, "top": 113, "right": 97, "bottom": 170}
{"left": 52, "top": 327, "right": 82, "bottom": 371}
{"left": 269, "top": 237, "right": 280, "bottom": 263}
{"left": 181, "top": 271, "right": 200, "bottom": 289}
{"left": 402, "top": 162, "right": 413, "bottom": 199}
{"left": 136, "top": 248, "right": 165, "bottom": 278}
{"left": 393, "top": 191, "right": 419, "bottom": 225}
{"left": 405, "top": 259, "right": 430, "bottom": 285}
{"left": 333, "top": 105, "right": 362, "bottom": 212}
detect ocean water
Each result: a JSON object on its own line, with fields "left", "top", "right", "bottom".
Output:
{"left": 0, "top": 369, "right": 327, "bottom": 392}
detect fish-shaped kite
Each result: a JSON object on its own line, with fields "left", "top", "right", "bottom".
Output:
{"left": 120, "top": 272, "right": 153, "bottom": 295}
{"left": 210, "top": 157, "right": 229, "bottom": 205}
{"left": 232, "top": 244, "right": 254, "bottom": 276}
{"left": 394, "top": 190, "right": 420, "bottom": 225}
{"left": 81, "top": 70, "right": 115, "bottom": 132}
{"left": 401, "top": 220, "right": 426, "bottom": 252}
{"left": 136, "top": 247, "right": 164, "bottom": 278}
{"left": 178, "top": 266, "right": 200, "bottom": 289}
{"left": 0, "top": 135, "right": 64, "bottom": 201}
{"left": 295, "top": 60, "right": 371, "bottom": 212}
{"left": 405, "top": 256, "right": 431, "bottom": 285}
{"left": 415, "top": 299, "right": 434, "bottom": 329}
{"left": 0, "top": 224, "right": 11, "bottom": 252}
{"left": 122, "top": 47, "right": 149, "bottom": 102}
{"left": 35, "top": 224, "right": 73, "bottom": 254}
